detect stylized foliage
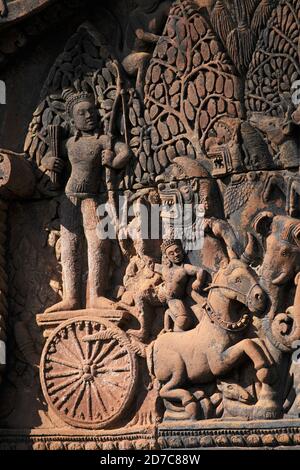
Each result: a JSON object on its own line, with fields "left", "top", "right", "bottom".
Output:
{"left": 137, "top": 0, "right": 242, "bottom": 183}
{"left": 211, "top": 0, "right": 276, "bottom": 75}
{"left": 245, "top": 0, "right": 300, "bottom": 116}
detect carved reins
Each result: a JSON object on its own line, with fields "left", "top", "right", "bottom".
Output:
{"left": 202, "top": 275, "right": 260, "bottom": 332}
{"left": 205, "top": 282, "right": 261, "bottom": 308}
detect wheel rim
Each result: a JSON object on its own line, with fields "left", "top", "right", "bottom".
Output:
{"left": 40, "top": 317, "right": 137, "bottom": 429}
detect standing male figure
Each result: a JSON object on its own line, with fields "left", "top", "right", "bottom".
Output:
{"left": 42, "top": 89, "right": 131, "bottom": 313}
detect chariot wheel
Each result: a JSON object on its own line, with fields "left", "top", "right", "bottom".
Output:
{"left": 40, "top": 317, "right": 137, "bottom": 429}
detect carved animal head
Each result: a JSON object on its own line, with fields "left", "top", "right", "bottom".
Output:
{"left": 211, "top": 255, "right": 267, "bottom": 315}
{"left": 249, "top": 111, "right": 294, "bottom": 146}
{"left": 252, "top": 212, "right": 300, "bottom": 286}
{"left": 206, "top": 232, "right": 267, "bottom": 315}
{"left": 156, "top": 156, "right": 222, "bottom": 220}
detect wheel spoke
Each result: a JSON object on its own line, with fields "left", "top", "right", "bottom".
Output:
{"left": 99, "top": 349, "right": 127, "bottom": 366}
{"left": 85, "top": 322, "right": 92, "bottom": 361}
{"left": 46, "top": 369, "right": 80, "bottom": 380}
{"left": 48, "top": 357, "right": 81, "bottom": 371}
{"left": 94, "top": 339, "right": 117, "bottom": 364}
{"left": 48, "top": 372, "right": 82, "bottom": 395}
{"left": 89, "top": 339, "right": 103, "bottom": 363}
{"left": 71, "top": 324, "right": 85, "bottom": 360}
{"left": 91, "top": 381, "right": 108, "bottom": 415}
{"left": 57, "top": 335, "right": 82, "bottom": 363}
{"left": 96, "top": 380, "right": 118, "bottom": 404}
{"left": 55, "top": 377, "right": 84, "bottom": 410}
{"left": 70, "top": 381, "right": 86, "bottom": 417}
{"left": 102, "top": 378, "right": 124, "bottom": 390}
{"left": 86, "top": 382, "right": 92, "bottom": 420}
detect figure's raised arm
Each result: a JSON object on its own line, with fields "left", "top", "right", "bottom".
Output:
{"left": 184, "top": 265, "right": 207, "bottom": 292}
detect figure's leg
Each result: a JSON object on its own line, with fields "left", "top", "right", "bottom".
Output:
{"left": 168, "top": 299, "right": 191, "bottom": 332}
{"left": 45, "top": 197, "right": 83, "bottom": 313}
{"left": 82, "top": 199, "right": 112, "bottom": 308}
{"left": 164, "top": 309, "right": 173, "bottom": 332}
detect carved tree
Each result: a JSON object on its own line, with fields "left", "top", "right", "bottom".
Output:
{"left": 246, "top": 0, "right": 300, "bottom": 116}
{"left": 135, "top": 0, "right": 243, "bottom": 185}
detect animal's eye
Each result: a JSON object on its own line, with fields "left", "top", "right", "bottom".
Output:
{"left": 281, "top": 249, "right": 290, "bottom": 257}
{"left": 228, "top": 385, "right": 233, "bottom": 390}
{"left": 235, "top": 277, "right": 241, "bottom": 283}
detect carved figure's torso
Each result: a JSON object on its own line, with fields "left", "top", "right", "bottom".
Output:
{"left": 65, "top": 134, "right": 104, "bottom": 197}
{"left": 163, "top": 264, "right": 189, "bottom": 299}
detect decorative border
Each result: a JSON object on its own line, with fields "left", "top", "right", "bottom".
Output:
{"left": 2, "top": 421, "right": 300, "bottom": 449}
{"left": 0, "top": 428, "right": 157, "bottom": 450}
{"left": 158, "top": 420, "right": 300, "bottom": 449}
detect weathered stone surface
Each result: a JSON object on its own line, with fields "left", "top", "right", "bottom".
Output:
{"left": 1, "top": 0, "right": 300, "bottom": 451}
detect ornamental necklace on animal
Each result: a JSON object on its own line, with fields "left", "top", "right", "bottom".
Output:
{"left": 203, "top": 301, "right": 251, "bottom": 332}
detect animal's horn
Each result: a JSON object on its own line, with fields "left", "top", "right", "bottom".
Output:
{"left": 204, "top": 218, "right": 240, "bottom": 260}
{"left": 241, "top": 233, "right": 257, "bottom": 264}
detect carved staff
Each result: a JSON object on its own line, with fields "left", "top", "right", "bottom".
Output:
{"left": 104, "top": 61, "right": 129, "bottom": 234}
{"left": 48, "top": 124, "right": 62, "bottom": 187}
{"left": 105, "top": 61, "right": 124, "bottom": 191}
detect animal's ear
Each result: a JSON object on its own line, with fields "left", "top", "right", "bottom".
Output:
{"left": 252, "top": 211, "right": 274, "bottom": 237}
{"left": 192, "top": 179, "right": 198, "bottom": 192}
{"left": 220, "top": 259, "right": 229, "bottom": 269}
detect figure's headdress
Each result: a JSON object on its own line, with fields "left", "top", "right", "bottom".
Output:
{"left": 161, "top": 238, "right": 182, "bottom": 254}
{"left": 62, "top": 88, "right": 95, "bottom": 116}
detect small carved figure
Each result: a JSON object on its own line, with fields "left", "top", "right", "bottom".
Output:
{"left": 122, "top": 0, "right": 172, "bottom": 97}
{"left": 42, "top": 89, "right": 131, "bottom": 313}
{"left": 160, "top": 239, "right": 207, "bottom": 332}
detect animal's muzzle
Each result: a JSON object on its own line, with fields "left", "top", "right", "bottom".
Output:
{"left": 247, "top": 285, "right": 267, "bottom": 313}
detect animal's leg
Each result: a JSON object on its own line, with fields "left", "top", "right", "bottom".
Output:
{"left": 209, "top": 339, "right": 279, "bottom": 419}
{"left": 160, "top": 370, "right": 198, "bottom": 420}
{"left": 209, "top": 339, "right": 274, "bottom": 381}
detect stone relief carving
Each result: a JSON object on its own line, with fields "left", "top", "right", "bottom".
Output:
{"left": 1, "top": 0, "right": 300, "bottom": 450}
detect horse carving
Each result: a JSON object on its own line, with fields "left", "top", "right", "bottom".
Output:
{"left": 149, "top": 235, "right": 279, "bottom": 420}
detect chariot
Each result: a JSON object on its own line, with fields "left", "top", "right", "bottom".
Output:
{"left": 37, "top": 307, "right": 141, "bottom": 429}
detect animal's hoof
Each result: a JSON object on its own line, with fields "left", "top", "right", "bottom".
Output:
{"left": 252, "top": 401, "right": 281, "bottom": 420}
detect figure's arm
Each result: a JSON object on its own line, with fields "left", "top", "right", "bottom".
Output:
{"left": 135, "top": 29, "right": 160, "bottom": 44}
{"left": 41, "top": 141, "right": 67, "bottom": 173}
{"left": 41, "top": 153, "right": 65, "bottom": 173}
{"left": 184, "top": 265, "right": 207, "bottom": 292}
{"left": 102, "top": 142, "right": 131, "bottom": 170}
